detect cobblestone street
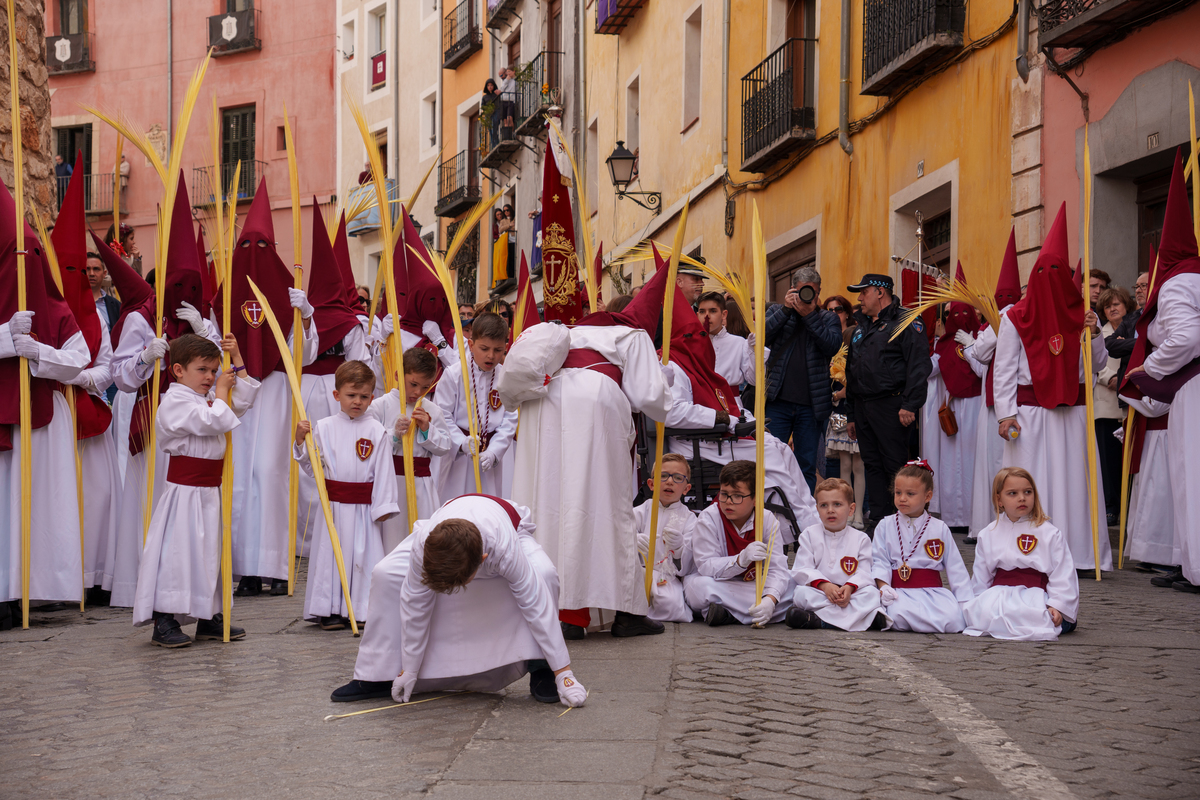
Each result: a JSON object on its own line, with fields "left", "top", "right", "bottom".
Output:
{"left": 3, "top": 535, "right": 1199, "bottom": 800}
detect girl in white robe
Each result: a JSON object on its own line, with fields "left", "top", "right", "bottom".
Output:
{"left": 633, "top": 492, "right": 697, "bottom": 624}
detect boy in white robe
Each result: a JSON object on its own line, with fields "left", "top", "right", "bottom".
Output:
{"left": 684, "top": 460, "right": 793, "bottom": 627}
{"left": 366, "top": 347, "right": 453, "bottom": 553}
{"left": 294, "top": 361, "right": 399, "bottom": 629}
{"left": 964, "top": 467, "right": 1079, "bottom": 640}
{"left": 787, "top": 478, "right": 887, "bottom": 631}
{"left": 696, "top": 291, "right": 766, "bottom": 388}
{"left": 132, "top": 334, "right": 260, "bottom": 647}
{"left": 331, "top": 494, "right": 587, "bottom": 709}
{"left": 633, "top": 453, "right": 697, "bottom": 624}
{"left": 872, "top": 461, "right": 973, "bottom": 633}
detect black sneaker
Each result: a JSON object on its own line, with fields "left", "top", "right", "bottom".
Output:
{"left": 529, "top": 664, "right": 559, "bottom": 704}
{"left": 269, "top": 578, "right": 289, "bottom": 596}
{"left": 1151, "top": 569, "right": 1184, "bottom": 588}
{"left": 234, "top": 576, "right": 262, "bottom": 597}
{"left": 610, "top": 611, "right": 665, "bottom": 637}
{"left": 963, "top": 537, "right": 978, "bottom": 546}
{"left": 0, "top": 600, "right": 13, "bottom": 631}
{"left": 1172, "top": 579, "right": 1200, "bottom": 594}
{"left": 195, "top": 613, "right": 246, "bottom": 641}
{"left": 784, "top": 607, "right": 822, "bottom": 629}
{"left": 704, "top": 603, "right": 737, "bottom": 627}
{"left": 561, "top": 621, "right": 586, "bottom": 640}
{"left": 86, "top": 586, "right": 111, "bottom": 607}
{"left": 869, "top": 612, "right": 888, "bottom": 631}
{"left": 151, "top": 614, "right": 192, "bottom": 648}
{"left": 330, "top": 679, "right": 393, "bottom": 703}
{"left": 320, "top": 615, "right": 349, "bottom": 631}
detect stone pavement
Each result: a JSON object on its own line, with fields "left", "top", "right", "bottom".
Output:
{"left": 3, "top": 534, "right": 1200, "bottom": 800}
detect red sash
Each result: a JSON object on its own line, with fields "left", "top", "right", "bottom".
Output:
{"left": 991, "top": 567, "right": 1049, "bottom": 591}
{"left": 325, "top": 479, "right": 373, "bottom": 504}
{"left": 1016, "top": 383, "right": 1085, "bottom": 408}
{"left": 393, "top": 455, "right": 432, "bottom": 477}
{"left": 562, "top": 348, "right": 623, "bottom": 385}
{"left": 891, "top": 568, "right": 942, "bottom": 589}
{"left": 1146, "top": 414, "right": 1169, "bottom": 431}
{"left": 457, "top": 493, "right": 522, "bottom": 529}
{"left": 301, "top": 354, "right": 346, "bottom": 376}
{"left": 720, "top": 513, "right": 758, "bottom": 582}
{"left": 166, "top": 455, "right": 224, "bottom": 487}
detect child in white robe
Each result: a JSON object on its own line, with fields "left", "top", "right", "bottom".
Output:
{"left": 684, "top": 460, "right": 793, "bottom": 627}
{"left": 633, "top": 453, "right": 698, "bottom": 624}
{"left": 872, "top": 461, "right": 973, "bottom": 632}
{"left": 366, "top": 347, "right": 453, "bottom": 553}
{"left": 787, "top": 478, "right": 888, "bottom": 631}
{"left": 331, "top": 494, "right": 587, "bottom": 708}
{"left": 963, "top": 467, "right": 1079, "bottom": 640}
{"left": 294, "top": 361, "right": 399, "bottom": 630}
{"left": 132, "top": 334, "right": 260, "bottom": 647}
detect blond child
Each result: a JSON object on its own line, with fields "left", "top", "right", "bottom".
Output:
{"left": 633, "top": 453, "right": 698, "bottom": 625}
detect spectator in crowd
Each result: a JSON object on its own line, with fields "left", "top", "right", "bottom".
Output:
{"left": 725, "top": 294, "right": 752, "bottom": 337}
{"left": 1089, "top": 269, "right": 1110, "bottom": 309}
{"left": 762, "top": 267, "right": 842, "bottom": 492}
{"left": 677, "top": 265, "right": 706, "bottom": 308}
{"left": 1101, "top": 285, "right": 1139, "bottom": 390}
{"left": 1133, "top": 270, "right": 1149, "bottom": 309}
{"left": 823, "top": 295, "right": 864, "bottom": 528}
{"left": 483, "top": 78, "right": 501, "bottom": 147}
{"left": 104, "top": 222, "right": 142, "bottom": 275}
{"left": 86, "top": 251, "right": 121, "bottom": 404}
{"left": 356, "top": 285, "right": 371, "bottom": 314}
{"left": 1096, "top": 290, "right": 1129, "bottom": 525}
{"left": 498, "top": 68, "right": 517, "bottom": 137}
{"left": 54, "top": 153, "right": 73, "bottom": 205}
{"left": 357, "top": 161, "right": 372, "bottom": 185}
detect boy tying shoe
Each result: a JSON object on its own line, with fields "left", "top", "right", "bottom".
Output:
{"left": 787, "top": 478, "right": 888, "bottom": 631}
{"left": 132, "top": 334, "right": 261, "bottom": 647}
{"left": 634, "top": 453, "right": 698, "bottom": 624}
{"left": 294, "top": 361, "right": 398, "bottom": 630}
{"left": 684, "top": 461, "right": 793, "bottom": 626}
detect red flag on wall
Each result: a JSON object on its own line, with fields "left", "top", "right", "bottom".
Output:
{"left": 539, "top": 131, "right": 585, "bottom": 324}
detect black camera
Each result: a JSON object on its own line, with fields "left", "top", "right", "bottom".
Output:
{"left": 797, "top": 285, "right": 817, "bottom": 304}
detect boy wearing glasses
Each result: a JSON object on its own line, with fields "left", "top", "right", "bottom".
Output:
{"left": 634, "top": 453, "right": 698, "bottom": 623}
{"left": 684, "top": 461, "right": 794, "bottom": 627}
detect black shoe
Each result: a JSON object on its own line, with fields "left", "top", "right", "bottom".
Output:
{"left": 1106, "top": 513, "right": 1118, "bottom": 526}
{"left": 784, "top": 607, "right": 822, "bottom": 629}
{"left": 234, "top": 576, "right": 262, "bottom": 597}
{"left": 610, "top": 611, "right": 665, "bottom": 637}
{"left": 150, "top": 614, "right": 192, "bottom": 648}
{"left": 560, "top": 621, "right": 586, "bottom": 640}
{"left": 85, "top": 586, "right": 111, "bottom": 607}
{"left": 1172, "top": 579, "right": 1200, "bottom": 593}
{"left": 1060, "top": 618, "right": 1078, "bottom": 634}
{"left": 963, "top": 536, "right": 977, "bottom": 546}
{"left": 869, "top": 612, "right": 888, "bottom": 630}
{"left": 529, "top": 666, "right": 559, "bottom": 704}
{"left": 0, "top": 600, "right": 12, "bottom": 631}
{"left": 1151, "top": 569, "right": 1184, "bottom": 588}
{"left": 319, "top": 615, "right": 349, "bottom": 631}
{"left": 269, "top": 578, "right": 289, "bottom": 596}
{"left": 195, "top": 613, "right": 246, "bottom": 641}
{"left": 704, "top": 603, "right": 737, "bottom": 627}
{"left": 330, "top": 679, "right": 392, "bottom": 703}
{"left": 1076, "top": 569, "right": 1098, "bottom": 580}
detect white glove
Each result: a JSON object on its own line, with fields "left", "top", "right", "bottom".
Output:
{"left": 748, "top": 596, "right": 776, "bottom": 626}
{"left": 380, "top": 313, "right": 394, "bottom": 338}
{"left": 140, "top": 337, "right": 169, "bottom": 366}
{"left": 660, "top": 363, "right": 675, "bottom": 387}
{"left": 175, "top": 301, "right": 207, "bottom": 335}
{"left": 461, "top": 435, "right": 479, "bottom": 457}
{"left": 1113, "top": 426, "right": 1125, "bottom": 444}
{"left": 394, "top": 414, "right": 411, "bottom": 437}
{"left": 288, "top": 287, "right": 314, "bottom": 319}
{"left": 662, "top": 525, "right": 684, "bottom": 554}
{"left": 391, "top": 671, "right": 418, "bottom": 703}
{"left": 422, "top": 320, "right": 448, "bottom": 348}
{"left": 736, "top": 540, "right": 769, "bottom": 569}
{"left": 879, "top": 585, "right": 899, "bottom": 606}
{"left": 554, "top": 670, "right": 587, "bottom": 708}
{"left": 12, "top": 333, "right": 39, "bottom": 361}
{"left": 7, "top": 310, "right": 33, "bottom": 336}
{"left": 954, "top": 329, "right": 975, "bottom": 347}
{"left": 478, "top": 449, "right": 497, "bottom": 471}
{"left": 746, "top": 332, "right": 756, "bottom": 349}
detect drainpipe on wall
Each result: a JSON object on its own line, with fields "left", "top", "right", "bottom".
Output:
{"left": 1015, "top": 0, "right": 1030, "bottom": 83}
{"left": 578, "top": 0, "right": 586, "bottom": 180}
{"left": 838, "top": 0, "right": 853, "bottom": 155}
{"left": 720, "top": 0, "right": 730, "bottom": 168}
{"left": 394, "top": 0, "right": 401, "bottom": 181}
{"left": 167, "top": 0, "right": 173, "bottom": 145}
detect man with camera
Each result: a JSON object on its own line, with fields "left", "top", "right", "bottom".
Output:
{"left": 763, "top": 267, "right": 843, "bottom": 491}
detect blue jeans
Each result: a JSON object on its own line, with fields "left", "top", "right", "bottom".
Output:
{"left": 764, "top": 400, "right": 821, "bottom": 492}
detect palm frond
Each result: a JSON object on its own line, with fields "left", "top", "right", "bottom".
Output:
{"left": 829, "top": 343, "right": 847, "bottom": 385}
{"left": 83, "top": 106, "right": 167, "bottom": 186}
{"left": 32, "top": 210, "right": 62, "bottom": 294}
{"left": 889, "top": 278, "right": 1001, "bottom": 342}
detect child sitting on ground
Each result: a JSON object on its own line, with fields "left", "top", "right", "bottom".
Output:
{"left": 787, "top": 478, "right": 888, "bottom": 631}
{"left": 963, "top": 467, "right": 1079, "bottom": 640}
{"left": 684, "top": 460, "right": 793, "bottom": 627}
{"left": 872, "top": 460, "right": 973, "bottom": 632}
{"left": 633, "top": 453, "right": 698, "bottom": 624}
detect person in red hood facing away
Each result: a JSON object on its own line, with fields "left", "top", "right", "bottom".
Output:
{"left": 994, "top": 203, "right": 1110, "bottom": 575}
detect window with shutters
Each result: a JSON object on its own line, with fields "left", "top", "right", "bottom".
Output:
{"left": 58, "top": 0, "right": 87, "bottom": 35}
{"left": 221, "top": 105, "right": 257, "bottom": 199}
{"left": 227, "top": 0, "right": 252, "bottom": 12}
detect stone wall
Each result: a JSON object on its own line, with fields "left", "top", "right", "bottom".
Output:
{"left": 0, "top": 0, "right": 55, "bottom": 225}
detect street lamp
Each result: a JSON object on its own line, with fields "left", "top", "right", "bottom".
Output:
{"left": 606, "top": 140, "right": 661, "bottom": 214}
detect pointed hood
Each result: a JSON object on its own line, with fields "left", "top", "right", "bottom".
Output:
{"left": 385, "top": 204, "right": 454, "bottom": 342}
{"left": 196, "top": 222, "right": 216, "bottom": 318}
{"left": 666, "top": 280, "right": 738, "bottom": 414}
{"left": 995, "top": 227, "right": 1021, "bottom": 308}
{"left": 1072, "top": 258, "right": 1084, "bottom": 293}
{"left": 158, "top": 174, "right": 207, "bottom": 340}
{"left": 306, "top": 199, "right": 361, "bottom": 355}
{"left": 933, "top": 261, "right": 982, "bottom": 399}
{"left": 51, "top": 150, "right": 101, "bottom": 360}
{"left": 579, "top": 242, "right": 671, "bottom": 330}
{"left": 333, "top": 212, "right": 359, "bottom": 311}
{"left": 91, "top": 230, "right": 154, "bottom": 346}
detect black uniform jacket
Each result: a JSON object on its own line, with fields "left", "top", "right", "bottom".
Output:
{"left": 845, "top": 297, "right": 932, "bottom": 418}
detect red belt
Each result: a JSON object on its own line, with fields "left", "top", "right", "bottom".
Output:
{"left": 891, "top": 568, "right": 942, "bottom": 589}
{"left": 1146, "top": 414, "right": 1169, "bottom": 431}
{"left": 457, "top": 494, "right": 521, "bottom": 529}
{"left": 167, "top": 455, "right": 224, "bottom": 487}
{"left": 562, "top": 348, "right": 623, "bottom": 385}
{"left": 1016, "top": 384, "right": 1086, "bottom": 408}
{"left": 393, "top": 455, "right": 432, "bottom": 477}
{"left": 992, "top": 567, "right": 1049, "bottom": 590}
{"left": 325, "top": 479, "right": 373, "bottom": 504}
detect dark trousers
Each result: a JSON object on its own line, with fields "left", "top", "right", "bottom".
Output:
{"left": 1095, "top": 418, "right": 1122, "bottom": 517}
{"left": 765, "top": 400, "right": 821, "bottom": 492}
{"left": 853, "top": 396, "right": 909, "bottom": 521}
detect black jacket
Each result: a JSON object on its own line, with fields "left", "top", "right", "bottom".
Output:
{"left": 845, "top": 297, "right": 931, "bottom": 418}
{"left": 763, "top": 304, "right": 842, "bottom": 421}
{"left": 1104, "top": 308, "right": 1140, "bottom": 379}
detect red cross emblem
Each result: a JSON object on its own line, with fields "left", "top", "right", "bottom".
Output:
{"left": 1048, "top": 334, "right": 1064, "bottom": 356}
{"left": 924, "top": 539, "right": 945, "bottom": 560}
{"left": 355, "top": 437, "right": 374, "bottom": 461}
{"left": 241, "top": 300, "right": 265, "bottom": 328}
{"left": 840, "top": 556, "right": 859, "bottom": 576}
{"left": 1017, "top": 533, "right": 1038, "bottom": 555}
{"left": 489, "top": 389, "right": 502, "bottom": 410}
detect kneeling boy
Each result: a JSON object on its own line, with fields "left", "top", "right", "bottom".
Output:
{"left": 634, "top": 453, "right": 698, "bottom": 624}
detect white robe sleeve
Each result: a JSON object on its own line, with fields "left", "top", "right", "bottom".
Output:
{"left": 26, "top": 330, "right": 90, "bottom": 382}
{"left": 871, "top": 520, "right": 895, "bottom": 585}
{"left": 741, "top": 338, "right": 767, "bottom": 386}
{"left": 692, "top": 508, "right": 747, "bottom": 581}
{"left": 434, "top": 371, "right": 467, "bottom": 451}
{"left": 1086, "top": 327, "right": 1108, "bottom": 375}
{"left": 1143, "top": 278, "right": 1200, "bottom": 380}
{"left": 369, "top": 427, "right": 400, "bottom": 523}
{"left": 928, "top": 352, "right": 941, "bottom": 379}
{"left": 971, "top": 324, "right": 998, "bottom": 365}
{"left": 64, "top": 319, "right": 114, "bottom": 396}
{"left": 1043, "top": 524, "right": 1080, "bottom": 623}
{"left": 417, "top": 402, "right": 454, "bottom": 457}
{"left": 399, "top": 532, "right": 437, "bottom": 679}
{"left": 993, "top": 316, "right": 1021, "bottom": 421}
{"left": 227, "top": 374, "right": 262, "bottom": 417}
{"left": 762, "top": 512, "right": 790, "bottom": 602}
{"left": 293, "top": 425, "right": 323, "bottom": 479}
{"left": 619, "top": 330, "right": 672, "bottom": 423}
{"left": 295, "top": 317, "right": 320, "bottom": 368}
{"left": 968, "top": 522, "right": 999, "bottom": 596}
{"left": 790, "top": 525, "right": 829, "bottom": 588}
{"left": 849, "top": 532, "right": 873, "bottom": 589}
{"left": 110, "top": 314, "right": 156, "bottom": 392}
{"left": 158, "top": 395, "right": 240, "bottom": 438}
{"left": 491, "top": 528, "right": 571, "bottom": 671}
{"left": 942, "top": 533, "right": 974, "bottom": 603}
{"left": 483, "top": 406, "right": 518, "bottom": 458}
{"left": 665, "top": 362, "right": 719, "bottom": 429}
{"left": 343, "top": 323, "right": 372, "bottom": 364}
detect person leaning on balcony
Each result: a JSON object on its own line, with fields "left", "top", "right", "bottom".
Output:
{"left": 483, "top": 78, "right": 501, "bottom": 146}
{"left": 498, "top": 68, "right": 517, "bottom": 133}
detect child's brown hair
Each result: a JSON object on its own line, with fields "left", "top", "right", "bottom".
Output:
{"left": 719, "top": 460, "right": 755, "bottom": 495}
{"left": 468, "top": 312, "right": 508, "bottom": 343}
{"left": 421, "top": 518, "right": 485, "bottom": 593}
{"left": 893, "top": 462, "right": 934, "bottom": 494}
{"left": 403, "top": 347, "right": 438, "bottom": 378}
{"left": 814, "top": 477, "right": 854, "bottom": 505}
{"left": 991, "top": 466, "right": 1049, "bottom": 525}
{"left": 168, "top": 333, "right": 220, "bottom": 370}
{"left": 660, "top": 453, "right": 692, "bottom": 481}
{"left": 334, "top": 360, "right": 376, "bottom": 391}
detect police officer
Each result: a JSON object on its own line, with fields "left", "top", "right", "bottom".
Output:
{"left": 844, "top": 273, "right": 931, "bottom": 529}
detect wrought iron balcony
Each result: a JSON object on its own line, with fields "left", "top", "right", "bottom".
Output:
{"left": 1037, "top": 0, "right": 1192, "bottom": 50}
{"left": 435, "top": 150, "right": 482, "bottom": 218}
{"left": 596, "top": 0, "right": 648, "bottom": 34}
{"left": 861, "top": 0, "right": 964, "bottom": 97}
{"left": 447, "top": 218, "right": 481, "bottom": 301}
{"left": 741, "top": 38, "right": 816, "bottom": 173}
{"left": 443, "top": 0, "right": 482, "bottom": 69}
{"left": 191, "top": 160, "right": 266, "bottom": 207}
{"left": 55, "top": 172, "right": 116, "bottom": 213}
{"left": 46, "top": 32, "right": 94, "bottom": 75}
{"left": 514, "top": 51, "right": 564, "bottom": 138}
{"left": 487, "top": 0, "right": 520, "bottom": 30}
{"left": 480, "top": 92, "right": 522, "bottom": 170}
{"left": 346, "top": 179, "right": 399, "bottom": 237}
{"left": 209, "top": 7, "right": 262, "bottom": 56}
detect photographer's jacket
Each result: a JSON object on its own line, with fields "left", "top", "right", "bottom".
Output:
{"left": 846, "top": 298, "right": 932, "bottom": 416}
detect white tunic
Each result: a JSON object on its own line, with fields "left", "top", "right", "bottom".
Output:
{"left": 1121, "top": 396, "right": 1177, "bottom": 566}
{"left": 683, "top": 504, "right": 793, "bottom": 624}
{"left": 963, "top": 515, "right": 1079, "bottom": 641}
{"left": 710, "top": 327, "right": 766, "bottom": 387}
{"left": 131, "top": 377, "right": 260, "bottom": 626}
{"left": 871, "top": 512, "right": 973, "bottom": 633}
{"left": 966, "top": 323, "right": 1006, "bottom": 537}
{"left": 353, "top": 495, "right": 569, "bottom": 692}
{"left": 294, "top": 411, "right": 399, "bottom": 622}
{"left": 790, "top": 523, "right": 886, "bottom": 631}
{"left": 434, "top": 352, "right": 517, "bottom": 500}
{"left": 632, "top": 499, "right": 697, "bottom": 624}
{"left": 920, "top": 352, "right": 983, "bottom": 528}
{"left": 511, "top": 324, "right": 671, "bottom": 615}
{"left": 1142, "top": 273, "right": 1200, "bottom": 584}
{"left": 994, "top": 316, "right": 1112, "bottom": 570}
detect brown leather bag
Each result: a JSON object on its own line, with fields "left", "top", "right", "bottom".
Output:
{"left": 938, "top": 401, "right": 958, "bottom": 437}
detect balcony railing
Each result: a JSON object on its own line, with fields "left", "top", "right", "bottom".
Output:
{"left": 514, "top": 51, "right": 564, "bottom": 137}
{"left": 191, "top": 160, "right": 266, "bottom": 207}
{"left": 370, "top": 49, "right": 387, "bottom": 90}
{"left": 55, "top": 172, "right": 116, "bottom": 213}
{"left": 480, "top": 91, "right": 522, "bottom": 169}
{"left": 596, "top": 0, "right": 648, "bottom": 35}
{"left": 443, "top": 0, "right": 482, "bottom": 69}
{"left": 447, "top": 218, "right": 480, "bottom": 302}
{"left": 1037, "top": 0, "right": 1187, "bottom": 50}
{"left": 741, "top": 38, "right": 816, "bottom": 173}
{"left": 435, "top": 150, "right": 482, "bottom": 218}
{"left": 487, "top": 0, "right": 520, "bottom": 30}
{"left": 46, "top": 32, "right": 94, "bottom": 75}
{"left": 861, "top": 0, "right": 964, "bottom": 97}
{"left": 208, "top": 7, "right": 262, "bottom": 56}
{"left": 346, "top": 179, "right": 400, "bottom": 237}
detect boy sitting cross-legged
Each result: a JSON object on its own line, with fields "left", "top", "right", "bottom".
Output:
{"left": 633, "top": 453, "right": 698, "bottom": 625}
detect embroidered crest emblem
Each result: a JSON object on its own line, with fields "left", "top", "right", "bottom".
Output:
{"left": 241, "top": 300, "right": 265, "bottom": 328}
{"left": 355, "top": 438, "right": 374, "bottom": 461}
{"left": 913, "top": 317, "right": 925, "bottom": 334}
{"left": 489, "top": 389, "right": 502, "bottom": 410}
{"left": 956, "top": 344, "right": 967, "bottom": 361}
{"left": 1049, "top": 334, "right": 1064, "bottom": 356}
{"left": 840, "top": 556, "right": 859, "bottom": 576}
{"left": 924, "top": 538, "right": 945, "bottom": 560}
{"left": 742, "top": 565, "right": 757, "bottom": 582}
{"left": 1017, "top": 533, "right": 1038, "bottom": 555}
{"left": 563, "top": 677, "right": 574, "bottom": 687}
{"left": 716, "top": 389, "right": 729, "bottom": 412}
